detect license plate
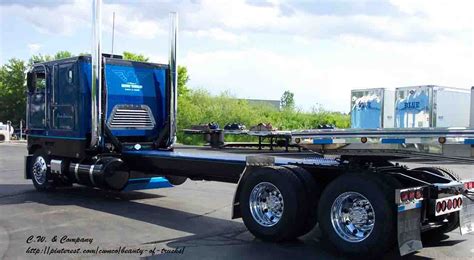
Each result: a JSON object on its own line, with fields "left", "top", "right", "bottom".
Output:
{"left": 459, "top": 195, "right": 474, "bottom": 235}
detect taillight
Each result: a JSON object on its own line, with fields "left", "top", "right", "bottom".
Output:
{"left": 415, "top": 190, "right": 423, "bottom": 199}
{"left": 465, "top": 182, "right": 474, "bottom": 190}
{"left": 400, "top": 191, "right": 409, "bottom": 202}
{"left": 447, "top": 199, "right": 453, "bottom": 210}
{"left": 453, "top": 198, "right": 458, "bottom": 209}
{"left": 435, "top": 195, "right": 463, "bottom": 216}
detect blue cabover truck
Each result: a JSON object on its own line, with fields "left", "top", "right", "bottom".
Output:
{"left": 23, "top": 1, "right": 474, "bottom": 258}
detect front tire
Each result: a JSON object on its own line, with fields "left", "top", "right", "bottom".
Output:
{"left": 318, "top": 173, "right": 398, "bottom": 257}
{"left": 30, "top": 150, "right": 54, "bottom": 191}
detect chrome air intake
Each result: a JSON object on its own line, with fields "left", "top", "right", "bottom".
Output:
{"left": 108, "top": 105, "right": 156, "bottom": 129}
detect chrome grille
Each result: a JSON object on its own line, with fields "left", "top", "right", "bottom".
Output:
{"left": 108, "top": 105, "right": 155, "bottom": 129}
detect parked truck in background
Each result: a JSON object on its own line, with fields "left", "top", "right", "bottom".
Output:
{"left": 23, "top": 0, "right": 474, "bottom": 257}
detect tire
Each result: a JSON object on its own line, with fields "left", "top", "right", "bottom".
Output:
{"left": 30, "top": 150, "right": 55, "bottom": 191}
{"left": 240, "top": 166, "right": 306, "bottom": 242}
{"left": 283, "top": 165, "right": 320, "bottom": 236}
{"left": 414, "top": 167, "right": 460, "bottom": 235}
{"left": 318, "top": 172, "right": 399, "bottom": 257}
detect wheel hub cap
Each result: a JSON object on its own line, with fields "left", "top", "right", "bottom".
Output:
{"left": 331, "top": 191, "right": 375, "bottom": 242}
{"left": 32, "top": 156, "right": 47, "bottom": 185}
{"left": 249, "top": 182, "right": 284, "bottom": 227}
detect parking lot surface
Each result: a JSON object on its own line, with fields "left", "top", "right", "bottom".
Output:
{"left": 1, "top": 143, "right": 473, "bottom": 259}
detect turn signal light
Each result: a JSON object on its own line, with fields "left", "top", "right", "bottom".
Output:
{"left": 465, "top": 181, "right": 474, "bottom": 190}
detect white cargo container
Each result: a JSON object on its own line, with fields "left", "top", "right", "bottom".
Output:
{"left": 350, "top": 88, "right": 395, "bottom": 129}
{"left": 395, "top": 85, "right": 470, "bottom": 128}
{"left": 470, "top": 87, "right": 474, "bottom": 128}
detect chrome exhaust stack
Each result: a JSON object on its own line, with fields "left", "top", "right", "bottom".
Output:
{"left": 90, "top": 0, "right": 103, "bottom": 149}
{"left": 168, "top": 12, "right": 178, "bottom": 146}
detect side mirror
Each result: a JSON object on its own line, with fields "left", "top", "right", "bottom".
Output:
{"left": 26, "top": 72, "right": 36, "bottom": 93}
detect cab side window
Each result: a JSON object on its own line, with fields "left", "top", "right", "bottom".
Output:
{"left": 35, "top": 72, "right": 46, "bottom": 91}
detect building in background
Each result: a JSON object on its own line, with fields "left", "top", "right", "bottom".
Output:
{"left": 239, "top": 99, "right": 281, "bottom": 110}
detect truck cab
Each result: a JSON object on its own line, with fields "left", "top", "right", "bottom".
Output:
{"left": 26, "top": 55, "right": 172, "bottom": 159}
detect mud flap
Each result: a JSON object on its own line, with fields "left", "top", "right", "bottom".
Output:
{"left": 397, "top": 204, "right": 423, "bottom": 256}
{"left": 459, "top": 195, "right": 474, "bottom": 235}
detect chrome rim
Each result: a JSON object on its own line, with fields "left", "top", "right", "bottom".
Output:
{"left": 249, "top": 182, "right": 284, "bottom": 227}
{"left": 32, "top": 156, "right": 47, "bottom": 185}
{"left": 330, "top": 191, "right": 375, "bottom": 243}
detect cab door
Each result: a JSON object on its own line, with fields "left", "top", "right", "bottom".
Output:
{"left": 51, "top": 62, "right": 77, "bottom": 131}
{"left": 27, "top": 67, "right": 47, "bottom": 130}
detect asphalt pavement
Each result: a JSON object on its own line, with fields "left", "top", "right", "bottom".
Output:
{"left": 0, "top": 143, "right": 473, "bottom": 259}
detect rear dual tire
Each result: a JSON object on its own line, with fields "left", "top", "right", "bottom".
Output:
{"left": 318, "top": 173, "right": 401, "bottom": 257}
{"left": 239, "top": 166, "right": 316, "bottom": 242}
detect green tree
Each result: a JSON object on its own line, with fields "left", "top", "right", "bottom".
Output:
{"left": 122, "top": 51, "right": 149, "bottom": 62}
{"left": 0, "top": 59, "right": 27, "bottom": 125}
{"left": 28, "top": 51, "right": 73, "bottom": 65}
{"left": 280, "top": 90, "right": 295, "bottom": 110}
{"left": 178, "top": 66, "right": 190, "bottom": 97}
{"left": 53, "top": 51, "right": 73, "bottom": 60}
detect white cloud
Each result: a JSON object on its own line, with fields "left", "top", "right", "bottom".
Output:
{"left": 1, "top": 0, "right": 166, "bottom": 39}
{"left": 27, "top": 43, "right": 41, "bottom": 54}
{"left": 183, "top": 31, "right": 473, "bottom": 113}
{"left": 2, "top": 0, "right": 472, "bottom": 111}
{"left": 186, "top": 28, "right": 247, "bottom": 44}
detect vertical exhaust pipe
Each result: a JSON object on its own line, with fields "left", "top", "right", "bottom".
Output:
{"left": 91, "top": 0, "right": 102, "bottom": 148}
{"left": 168, "top": 12, "right": 178, "bottom": 146}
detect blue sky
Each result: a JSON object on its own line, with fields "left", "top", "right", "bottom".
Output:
{"left": 1, "top": 0, "right": 472, "bottom": 112}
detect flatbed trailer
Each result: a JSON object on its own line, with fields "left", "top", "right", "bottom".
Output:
{"left": 22, "top": 1, "right": 474, "bottom": 258}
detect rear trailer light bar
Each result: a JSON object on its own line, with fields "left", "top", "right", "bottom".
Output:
{"left": 434, "top": 195, "right": 463, "bottom": 216}
{"left": 396, "top": 187, "right": 424, "bottom": 212}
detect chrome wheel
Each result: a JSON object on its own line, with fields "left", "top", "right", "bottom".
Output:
{"left": 331, "top": 191, "right": 375, "bottom": 242}
{"left": 249, "top": 182, "right": 284, "bottom": 227}
{"left": 32, "top": 156, "right": 47, "bottom": 185}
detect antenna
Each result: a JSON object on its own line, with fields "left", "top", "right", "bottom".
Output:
{"left": 111, "top": 11, "right": 115, "bottom": 54}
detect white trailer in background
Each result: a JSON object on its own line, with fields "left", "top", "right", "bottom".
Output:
{"left": 470, "top": 87, "right": 474, "bottom": 128}
{"left": 395, "top": 85, "right": 470, "bottom": 128}
{"left": 350, "top": 88, "right": 395, "bottom": 129}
